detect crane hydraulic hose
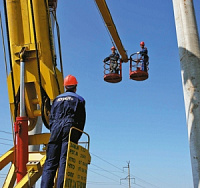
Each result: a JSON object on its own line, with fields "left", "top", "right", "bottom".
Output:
{"left": 44, "top": 0, "right": 61, "bottom": 95}
{"left": 52, "top": 11, "right": 64, "bottom": 78}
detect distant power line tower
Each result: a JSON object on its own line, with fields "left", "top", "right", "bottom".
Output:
{"left": 120, "top": 161, "right": 135, "bottom": 188}
{"left": 172, "top": 0, "right": 200, "bottom": 187}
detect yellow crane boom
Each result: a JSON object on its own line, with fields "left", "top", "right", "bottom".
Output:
{"left": 6, "top": 0, "right": 64, "bottom": 129}
{"left": 95, "top": 0, "right": 128, "bottom": 62}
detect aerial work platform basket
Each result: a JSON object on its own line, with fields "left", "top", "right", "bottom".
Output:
{"left": 129, "top": 53, "right": 149, "bottom": 81}
{"left": 103, "top": 60, "right": 122, "bottom": 83}
{"left": 130, "top": 67, "right": 148, "bottom": 81}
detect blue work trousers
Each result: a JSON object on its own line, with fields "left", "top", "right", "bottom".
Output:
{"left": 41, "top": 125, "right": 71, "bottom": 188}
{"left": 141, "top": 61, "right": 147, "bottom": 72}
{"left": 110, "top": 61, "right": 118, "bottom": 73}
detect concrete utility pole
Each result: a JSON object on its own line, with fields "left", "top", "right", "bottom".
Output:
{"left": 120, "top": 161, "right": 135, "bottom": 188}
{"left": 172, "top": 0, "right": 200, "bottom": 187}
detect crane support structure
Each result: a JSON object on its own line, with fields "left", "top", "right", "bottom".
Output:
{"left": 172, "top": 0, "right": 200, "bottom": 187}
{"left": 1, "top": 0, "right": 65, "bottom": 185}
{"left": 95, "top": 0, "right": 128, "bottom": 62}
{"left": 0, "top": 134, "right": 50, "bottom": 188}
{"left": 5, "top": 0, "right": 64, "bottom": 127}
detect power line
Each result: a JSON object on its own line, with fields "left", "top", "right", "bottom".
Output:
{"left": 89, "top": 158, "right": 133, "bottom": 187}
{"left": 89, "top": 162, "right": 128, "bottom": 187}
{"left": 132, "top": 182, "right": 145, "bottom": 188}
{"left": 0, "top": 142, "right": 13, "bottom": 146}
{"left": 131, "top": 165, "right": 173, "bottom": 188}
{"left": 0, "top": 130, "right": 12, "bottom": 135}
{"left": 0, "top": 137, "right": 13, "bottom": 142}
{"left": 90, "top": 152, "right": 160, "bottom": 188}
{"left": 89, "top": 168, "right": 124, "bottom": 173}
{"left": 89, "top": 169, "right": 127, "bottom": 188}
{"left": 90, "top": 152, "right": 124, "bottom": 172}
{"left": 91, "top": 163, "right": 122, "bottom": 178}
{"left": 130, "top": 174, "right": 160, "bottom": 188}
{"left": 87, "top": 181, "right": 124, "bottom": 186}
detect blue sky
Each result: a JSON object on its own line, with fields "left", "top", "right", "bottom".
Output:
{"left": 0, "top": 0, "right": 200, "bottom": 187}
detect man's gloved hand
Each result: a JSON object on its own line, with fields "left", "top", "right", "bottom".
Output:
{"left": 137, "top": 52, "right": 140, "bottom": 54}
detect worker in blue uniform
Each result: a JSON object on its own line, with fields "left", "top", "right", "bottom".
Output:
{"left": 137, "top": 41, "right": 149, "bottom": 72}
{"left": 103, "top": 46, "right": 120, "bottom": 73}
{"left": 41, "top": 75, "right": 86, "bottom": 188}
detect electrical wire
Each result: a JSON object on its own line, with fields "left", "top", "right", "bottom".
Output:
{"left": 0, "top": 130, "right": 12, "bottom": 135}
{"left": 0, "top": 131, "right": 13, "bottom": 146}
{"left": 132, "top": 181, "right": 145, "bottom": 188}
{"left": 130, "top": 174, "right": 160, "bottom": 188}
{"left": 89, "top": 168, "right": 125, "bottom": 173}
{"left": 87, "top": 181, "right": 125, "bottom": 186}
{"left": 0, "top": 142, "right": 13, "bottom": 146}
{"left": 89, "top": 169, "right": 127, "bottom": 188}
{"left": 88, "top": 154, "right": 130, "bottom": 187}
{"left": 89, "top": 155, "right": 131, "bottom": 187}
{"left": 90, "top": 152, "right": 124, "bottom": 172}
{"left": 0, "top": 138, "right": 13, "bottom": 142}
{"left": 90, "top": 163, "right": 122, "bottom": 178}
{"left": 90, "top": 152, "right": 161, "bottom": 188}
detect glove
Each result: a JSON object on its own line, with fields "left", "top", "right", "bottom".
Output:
{"left": 137, "top": 52, "right": 140, "bottom": 54}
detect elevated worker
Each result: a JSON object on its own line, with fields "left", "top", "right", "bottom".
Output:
{"left": 103, "top": 46, "right": 120, "bottom": 73}
{"left": 137, "top": 41, "right": 149, "bottom": 72}
{"left": 41, "top": 75, "right": 86, "bottom": 188}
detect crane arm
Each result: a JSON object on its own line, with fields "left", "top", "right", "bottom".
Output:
{"left": 95, "top": 0, "right": 128, "bottom": 62}
{"left": 5, "top": 0, "right": 63, "bottom": 129}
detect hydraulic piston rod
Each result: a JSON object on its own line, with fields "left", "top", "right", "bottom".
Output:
{"left": 15, "top": 47, "right": 28, "bottom": 183}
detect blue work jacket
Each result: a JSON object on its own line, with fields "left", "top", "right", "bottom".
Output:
{"left": 140, "top": 47, "right": 149, "bottom": 63}
{"left": 49, "top": 91, "right": 86, "bottom": 132}
{"left": 104, "top": 52, "right": 119, "bottom": 62}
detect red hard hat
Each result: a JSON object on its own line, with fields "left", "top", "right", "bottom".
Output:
{"left": 140, "top": 41, "right": 145, "bottom": 46}
{"left": 64, "top": 75, "right": 78, "bottom": 86}
{"left": 111, "top": 46, "right": 116, "bottom": 50}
